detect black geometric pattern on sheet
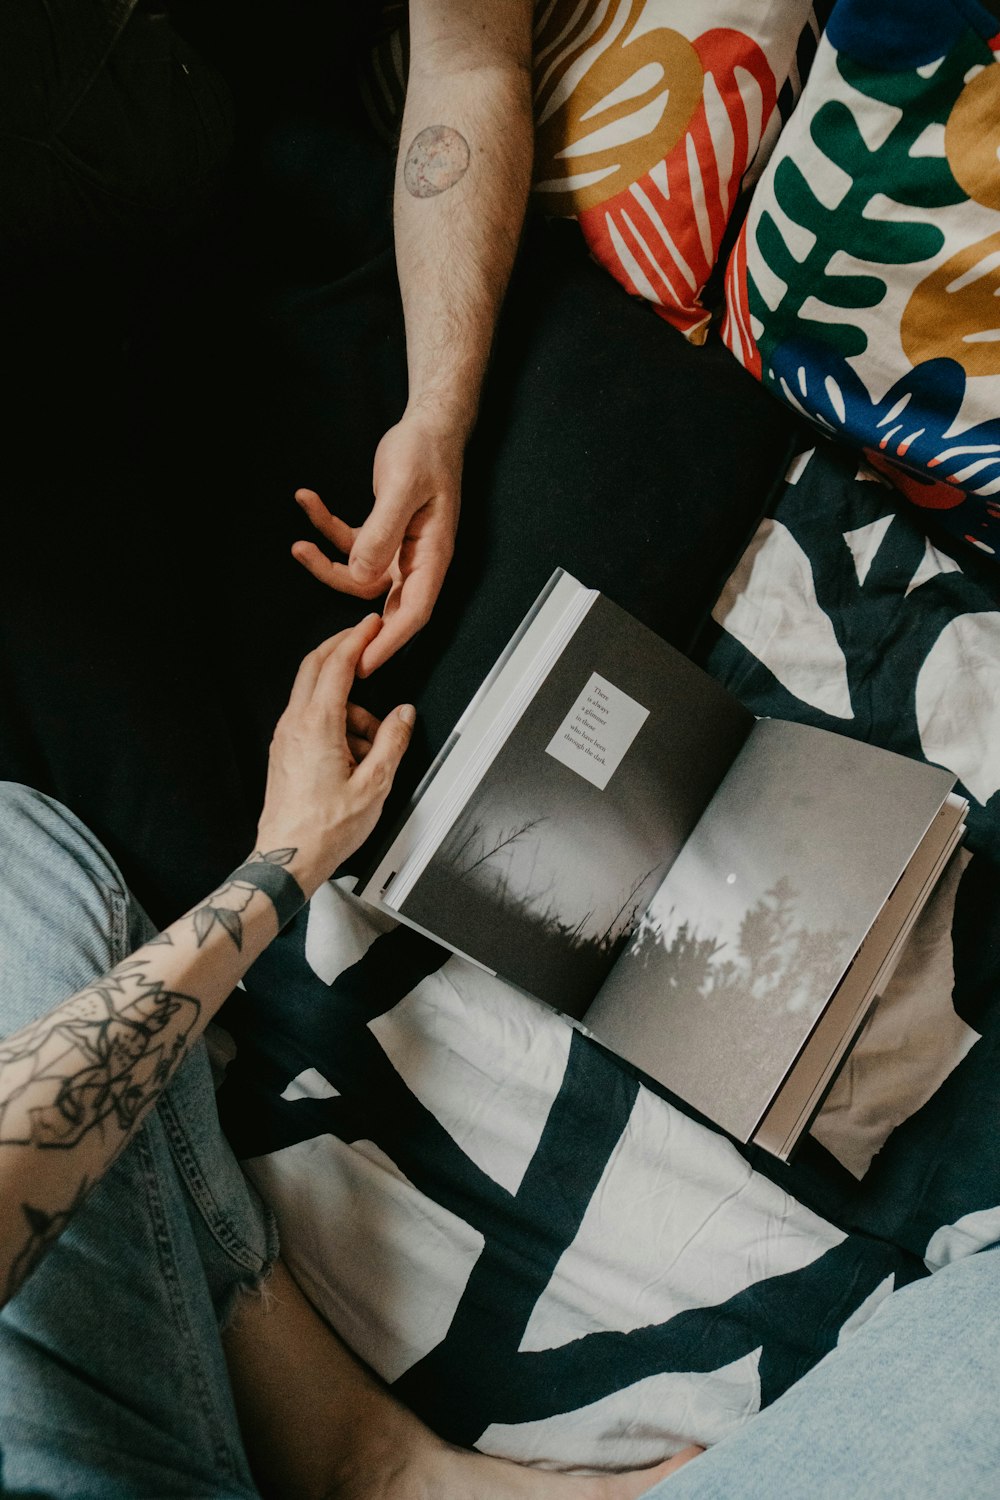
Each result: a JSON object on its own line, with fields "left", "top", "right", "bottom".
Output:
{"left": 217, "top": 918, "right": 925, "bottom": 1448}
{"left": 393, "top": 1237, "right": 909, "bottom": 1444}
{"left": 698, "top": 438, "right": 1000, "bottom": 860}
{"left": 697, "top": 437, "right": 1000, "bottom": 1255}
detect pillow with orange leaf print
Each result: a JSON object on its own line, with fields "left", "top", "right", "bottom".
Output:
{"left": 722, "top": 0, "right": 1000, "bottom": 560}
{"left": 359, "top": 2, "right": 829, "bottom": 344}
{"left": 531, "top": 0, "right": 827, "bottom": 342}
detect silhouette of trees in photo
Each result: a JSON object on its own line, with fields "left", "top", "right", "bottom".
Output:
{"left": 628, "top": 877, "right": 851, "bottom": 1062}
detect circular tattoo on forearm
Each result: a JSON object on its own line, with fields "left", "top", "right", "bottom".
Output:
{"left": 403, "top": 125, "right": 471, "bottom": 198}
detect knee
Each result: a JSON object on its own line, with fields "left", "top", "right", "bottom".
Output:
{"left": 0, "top": 782, "right": 66, "bottom": 852}
{"left": 0, "top": 780, "right": 84, "bottom": 852}
{"left": 0, "top": 782, "right": 126, "bottom": 906}
{"left": 0, "top": 785, "right": 138, "bottom": 1034}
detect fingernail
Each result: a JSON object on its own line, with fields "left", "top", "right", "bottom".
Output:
{"left": 399, "top": 704, "right": 416, "bottom": 727}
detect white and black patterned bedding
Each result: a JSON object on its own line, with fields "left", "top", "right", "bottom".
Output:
{"left": 215, "top": 438, "right": 1000, "bottom": 1469}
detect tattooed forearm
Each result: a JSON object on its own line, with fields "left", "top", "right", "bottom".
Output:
{"left": 0, "top": 846, "right": 307, "bottom": 1304}
{"left": 188, "top": 847, "right": 302, "bottom": 951}
{"left": 0, "top": 961, "right": 200, "bottom": 1149}
{"left": 191, "top": 879, "right": 256, "bottom": 951}
{"left": 403, "top": 125, "right": 471, "bottom": 197}
{"left": 6, "top": 1179, "right": 90, "bottom": 1302}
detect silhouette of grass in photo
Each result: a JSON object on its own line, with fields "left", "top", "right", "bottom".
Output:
{"left": 407, "top": 814, "right": 661, "bottom": 1014}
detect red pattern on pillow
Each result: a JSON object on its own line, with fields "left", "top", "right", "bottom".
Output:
{"left": 573, "top": 30, "right": 779, "bottom": 342}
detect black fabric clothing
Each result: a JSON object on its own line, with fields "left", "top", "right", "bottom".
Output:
{"left": 1, "top": 0, "right": 246, "bottom": 925}
{"left": 0, "top": 0, "right": 232, "bottom": 269}
{"left": 0, "top": 7, "right": 802, "bottom": 926}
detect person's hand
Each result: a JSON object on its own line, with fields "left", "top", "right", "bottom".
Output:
{"left": 255, "top": 614, "right": 415, "bottom": 897}
{"left": 291, "top": 411, "right": 462, "bottom": 677}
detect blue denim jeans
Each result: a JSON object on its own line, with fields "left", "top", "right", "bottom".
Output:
{"left": 644, "top": 1242, "right": 1000, "bottom": 1500}
{"left": 0, "top": 783, "right": 276, "bottom": 1498}
{"left": 644, "top": 1243, "right": 1000, "bottom": 1498}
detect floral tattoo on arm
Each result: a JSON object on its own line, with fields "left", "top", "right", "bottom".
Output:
{"left": 0, "top": 847, "right": 304, "bottom": 1303}
{"left": 188, "top": 847, "right": 300, "bottom": 952}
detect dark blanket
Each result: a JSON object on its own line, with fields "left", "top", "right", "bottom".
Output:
{"left": 0, "top": 35, "right": 799, "bottom": 925}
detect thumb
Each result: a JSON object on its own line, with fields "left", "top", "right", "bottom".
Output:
{"left": 355, "top": 703, "right": 416, "bottom": 799}
{"left": 349, "top": 493, "right": 408, "bottom": 584}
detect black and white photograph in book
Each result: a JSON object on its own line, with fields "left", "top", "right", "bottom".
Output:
{"left": 397, "top": 592, "right": 751, "bottom": 1017}
{"left": 585, "top": 718, "right": 959, "bottom": 1143}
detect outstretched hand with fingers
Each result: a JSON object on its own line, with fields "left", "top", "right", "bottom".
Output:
{"left": 291, "top": 412, "right": 461, "bottom": 677}
{"left": 255, "top": 613, "right": 415, "bottom": 897}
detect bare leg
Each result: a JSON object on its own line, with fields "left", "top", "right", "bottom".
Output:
{"left": 223, "top": 1259, "right": 701, "bottom": 1500}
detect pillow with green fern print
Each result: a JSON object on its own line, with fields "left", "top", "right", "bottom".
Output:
{"left": 721, "top": 0, "right": 1000, "bottom": 561}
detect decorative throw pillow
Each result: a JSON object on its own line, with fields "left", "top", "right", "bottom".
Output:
{"left": 360, "top": 1, "right": 828, "bottom": 342}
{"left": 722, "top": 0, "right": 1000, "bottom": 559}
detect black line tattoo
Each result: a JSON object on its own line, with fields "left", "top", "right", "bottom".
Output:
{"left": 6, "top": 1178, "right": 90, "bottom": 1301}
{"left": 0, "top": 961, "right": 200, "bottom": 1149}
{"left": 189, "top": 848, "right": 299, "bottom": 952}
{"left": 403, "top": 125, "right": 471, "bottom": 197}
{"left": 248, "top": 847, "right": 297, "bottom": 867}
{"left": 192, "top": 880, "right": 257, "bottom": 952}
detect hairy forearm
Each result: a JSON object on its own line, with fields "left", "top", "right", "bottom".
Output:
{"left": 395, "top": 1, "right": 535, "bottom": 441}
{"left": 0, "top": 848, "right": 305, "bottom": 1307}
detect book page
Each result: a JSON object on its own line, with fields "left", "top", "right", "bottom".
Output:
{"left": 361, "top": 570, "right": 589, "bottom": 902}
{"left": 544, "top": 673, "right": 650, "bottom": 789}
{"left": 583, "top": 719, "right": 956, "bottom": 1140}
{"left": 395, "top": 593, "right": 754, "bottom": 1017}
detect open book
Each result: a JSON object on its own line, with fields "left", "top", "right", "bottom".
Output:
{"left": 360, "top": 570, "right": 967, "bottom": 1160}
